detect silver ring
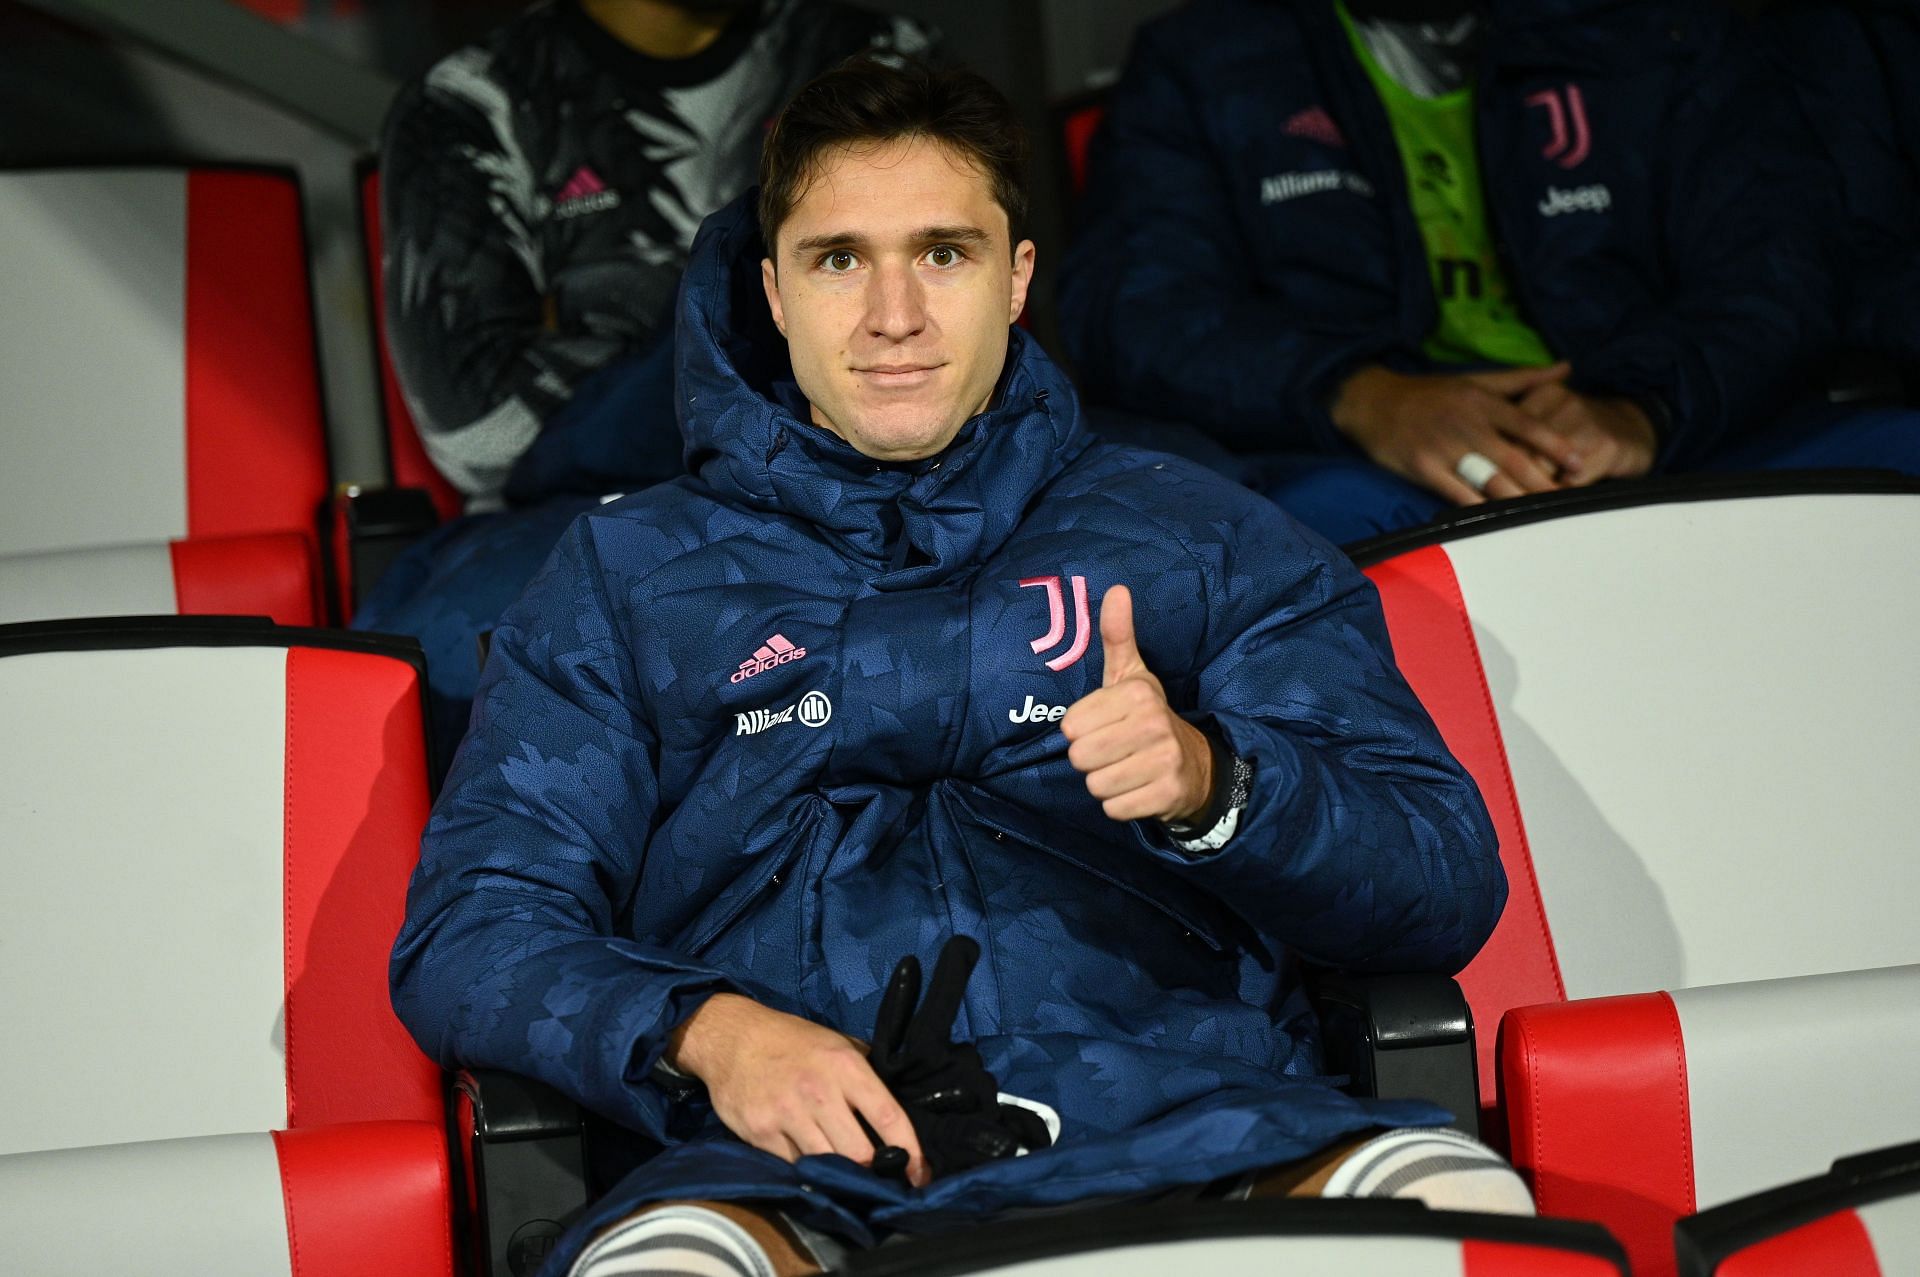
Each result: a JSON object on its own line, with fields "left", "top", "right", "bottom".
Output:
{"left": 1454, "top": 451, "right": 1499, "bottom": 493}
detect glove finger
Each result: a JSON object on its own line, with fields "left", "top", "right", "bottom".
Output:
{"left": 904, "top": 935, "right": 979, "bottom": 1059}
{"left": 869, "top": 953, "right": 922, "bottom": 1071}
{"left": 868, "top": 1144, "right": 911, "bottom": 1183}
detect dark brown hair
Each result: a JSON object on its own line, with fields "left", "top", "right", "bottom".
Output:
{"left": 758, "top": 55, "right": 1030, "bottom": 253}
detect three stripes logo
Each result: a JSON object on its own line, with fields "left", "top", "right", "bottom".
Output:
{"left": 1020, "top": 574, "right": 1091, "bottom": 672}
{"left": 553, "top": 165, "right": 621, "bottom": 218}
{"left": 732, "top": 633, "right": 807, "bottom": 684}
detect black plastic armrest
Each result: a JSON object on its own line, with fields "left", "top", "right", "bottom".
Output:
{"left": 456, "top": 1069, "right": 590, "bottom": 1277}
{"left": 1305, "top": 971, "right": 1479, "bottom": 1140}
{"left": 338, "top": 485, "right": 442, "bottom": 611}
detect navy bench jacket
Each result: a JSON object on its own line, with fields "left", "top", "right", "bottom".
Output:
{"left": 1058, "top": 0, "right": 1835, "bottom": 469}
{"left": 392, "top": 193, "right": 1503, "bottom": 1264}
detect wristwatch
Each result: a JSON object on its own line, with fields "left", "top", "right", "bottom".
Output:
{"left": 1165, "top": 726, "right": 1254, "bottom": 855}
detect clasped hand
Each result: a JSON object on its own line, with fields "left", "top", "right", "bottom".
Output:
{"left": 1334, "top": 362, "right": 1657, "bottom": 506}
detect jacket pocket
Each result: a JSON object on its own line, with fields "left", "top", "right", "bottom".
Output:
{"left": 677, "top": 802, "right": 823, "bottom": 960}
{"left": 947, "top": 782, "right": 1235, "bottom": 957}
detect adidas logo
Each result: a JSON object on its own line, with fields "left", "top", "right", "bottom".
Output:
{"left": 730, "top": 633, "right": 807, "bottom": 684}
{"left": 553, "top": 165, "right": 620, "bottom": 218}
{"left": 1283, "top": 105, "right": 1347, "bottom": 149}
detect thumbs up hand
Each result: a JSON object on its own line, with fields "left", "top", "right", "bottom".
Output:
{"left": 1060, "top": 585, "right": 1216, "bottom": 825}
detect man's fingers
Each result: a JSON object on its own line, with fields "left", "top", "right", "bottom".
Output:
{"left": 1478, "top": 429, "right": 1562, "bottom": 494}
{"left": 1516, "top": 381, "right": 1569, "bottom": 418}
{"left": 789, "top": 1121, "right": 837, "bottom": 1159}
{"left": 1082, "top": 751, "right": 1175, "bottom": 804}
{"left": 850, "top": 1076, "right": 928, "bottom": 1187}
{"left": 1481, "top": 471, "right": 1529, "bottom": 502}
{"left": 1098, "top": 584, "right": 1144, "bottom": 688}
{"left": 1462, "top": 360, "right": 1570, "bottom": 396}
{"left": 1060, "top": 680, "right": 1155, "bottom": 744}
{"left": 815, "top": 1102, "right": 882, "bottom": 1167}
{"left": 1412, "top": 455, "right": 1488, "bottom": 508}
{"left": 1065, "top": 715, "right": 1159, "bottom": 775}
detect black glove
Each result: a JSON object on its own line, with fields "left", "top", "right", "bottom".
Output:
{"left": 861, "top": 935, "right": 1053, "bottom": 1183}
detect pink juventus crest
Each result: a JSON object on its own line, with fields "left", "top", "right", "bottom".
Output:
{"left": 1020, "top": 575, "right": 1092, "bottom": 672}
{"left": 1526, "top": 84, "right": 1591, "bottom": 169}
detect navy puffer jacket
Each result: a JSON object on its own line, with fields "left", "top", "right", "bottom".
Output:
{"left": 1059, "top": 0, "right": 1836, "bottom": 468}
{"left": 392, "top": 193, "right": 1502, "bottom": 1267}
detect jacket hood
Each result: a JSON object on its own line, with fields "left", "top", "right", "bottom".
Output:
{"left": 673, "top": 192, "right": 1089, "bottom": 586}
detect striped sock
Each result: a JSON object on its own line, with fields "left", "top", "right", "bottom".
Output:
{"left": 568, "top": 1204, "right": 778, "bottom": 1277}
{"left": 1321, "top": 1127, "right": 1536, "bottom": 1216}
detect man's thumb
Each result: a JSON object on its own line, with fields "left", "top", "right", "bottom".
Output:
{"left": 1100, "top": 584, "right": 1144, "bottom": 686}
{"left": 1466, "top": 360, "right": 1570, "bottom": 396}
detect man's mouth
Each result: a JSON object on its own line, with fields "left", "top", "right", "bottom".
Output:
{"left": 855, "top": 363, "right": 945, "bottom": 387}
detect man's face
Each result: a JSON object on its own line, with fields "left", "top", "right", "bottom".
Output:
{"left": 761, "top": 138, "right": 1036, "bottom": 463}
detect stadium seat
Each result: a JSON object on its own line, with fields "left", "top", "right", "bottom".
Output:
{"left": 841, "top": 1200, "right": 1627, "bottom": 1276}
{"left": 1056, "top": 95, "right": 1107, "bottom": 199}
{"left": 1502, "top": 967, "right": 1920, "bottom": 1276}
{"left": 1352, "top": 474, "right": 1920, "bottom": 1275}
{"left": 1676, "top": 1139, "right": 1920, "bottom": 1277}
{"left": 0, "top": 166, "right": 332, "bottom": 623}
{"left": 0, "top": 617, "right": 452, "bottom": 1276}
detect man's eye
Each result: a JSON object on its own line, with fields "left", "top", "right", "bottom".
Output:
{"left": 927, "top": 245, "right": 962, "bottom": 267}
{"left": 823, "top": 250, "right": 857, "bottom": 272}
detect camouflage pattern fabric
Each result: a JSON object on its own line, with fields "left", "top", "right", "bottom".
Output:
{"left": 391, "top": 194, "right": 1506, "bottom": 1274}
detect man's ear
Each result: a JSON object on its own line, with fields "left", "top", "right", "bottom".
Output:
{"left": 761, "top": 258, "right": 787, "bottom": 337}
{"left": 1008, "top": 239, "right": 1037, "bottom": 326}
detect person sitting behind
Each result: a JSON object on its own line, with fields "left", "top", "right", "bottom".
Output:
{"left": 1059, "top": 0, "right": 1917, "bottom": 545}
{"left": 392, "top": 56, "right": 1517, "bottom": 1277}
{"left": 362, "top": 0, "right": 937, "bottom": 766}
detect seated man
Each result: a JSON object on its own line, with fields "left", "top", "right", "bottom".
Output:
{"left": 393, "top": 58, "right": 1516, "bottom": 1277}
{"left": 1775, "top": 1, "right": 1920, "bottom": 373}
{"left": 362, "top": 0, "right": 937, "bottom": 763}
{"left": 1058, "top": 0, "right": 1919, "bottom": 545}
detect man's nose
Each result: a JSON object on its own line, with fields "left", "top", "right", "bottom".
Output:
{"left": 864, "top": 260, "right": 929, "bottom": 341}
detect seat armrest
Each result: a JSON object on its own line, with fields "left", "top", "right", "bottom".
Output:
{"left": 1306, "top": 971, "right": 1478, "bottom": 1139}
{"left": 456, "top": 1069, "right": 589, "bottom": 1277}
{"left": 334, "top": 485, "right": 442, "bottom": 615}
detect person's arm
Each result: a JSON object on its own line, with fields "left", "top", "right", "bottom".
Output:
{"left": 390, "top": 518, "right": 922, "bottom": 1172}
{"left": 1056, "top": 25, "right": 1400, "bottom": 452}
{"left": 1569, "top": 38, "right": 1836, "bottom": 469}
{"left": 389, "top": 519, "right": 729, "bottom": 1140}
{"left": 1064, "top": 494, "right": 1504, "bottom": 975}
{"left": 380, "top": 58, "right": 631, "bottom": 504}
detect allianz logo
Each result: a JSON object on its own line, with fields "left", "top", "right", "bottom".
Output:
{"left": 1008, "top": 694, "right": 1068, "bottom": 724}
{"left": 1261, "top": 170, "right": 1374, "bottom": 205}
{"left": 736, "top": 690, "right": 833, "bottom": 736}
{"left": 1538, "top": 183, "right": 1611, "bottom": 217}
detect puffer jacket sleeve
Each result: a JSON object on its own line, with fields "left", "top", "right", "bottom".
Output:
{"left": 1137, "top": 496, "right": 1504, "bottom": 976}
{"left": 1056, "top": 21, "right": 1396, "bottom": 452}
{"left": 390, "top": 517, "right": 737, "bottom": 1140}
{"left": 1570, "top": 33, "right": 1837, "bottom": 469}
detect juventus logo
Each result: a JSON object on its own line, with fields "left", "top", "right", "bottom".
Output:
{"left": 1525, "top": 84, "right": 1591, "bottom": 169}
{"left": 1020, "top": 574, "right": 1091, "bottom": 672}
